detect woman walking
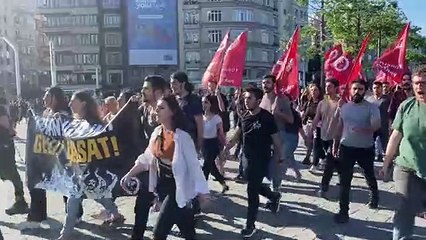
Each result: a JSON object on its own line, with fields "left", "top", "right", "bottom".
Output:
{"left": 201, "top": 95, "right": 229, "bottom": 193}
{"left": 121, "top": 95, "right": 209, "bottom": 240}
{"left": 58, "top": 91, "right": 123, "bottom": 240}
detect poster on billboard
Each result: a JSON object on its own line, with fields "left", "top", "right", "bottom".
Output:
{"left": 127, "top": 0, "right": 178, "bottom": 65}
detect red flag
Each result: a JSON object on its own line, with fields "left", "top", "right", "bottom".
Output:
{"left": 373, "top": 22, "right": 410, "bottom": 84}
{"left": 341, "top": 33, "right": 371, "bottom": 100}
{"left": 275, "top": 27, "right": 300, "bottom": 100}
{"left": 201, "top": 31, "right": 230, "bottom": 86}
{"left": 348, "top": 33, "right": 371, "bottom": 82}
{"left": 324, "top": 44, "right": 343, "bottom": 79}
{"left": 219, "top": 31, "right": 247, "bottom": 87}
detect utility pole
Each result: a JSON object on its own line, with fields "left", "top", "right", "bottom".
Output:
{"left": 1, "top": 37, "right": 21, "bottom": 98}
{"left": 49, "top": 40, "right": 57, "bottom": 87}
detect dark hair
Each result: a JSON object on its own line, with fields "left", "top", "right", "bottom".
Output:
{"left": 144, "top": 75, "right": 167, "bottom": 91}
{"left": 351, "top": 79, "right": 368, "bottom": 90}
{"left": 73, "top": 91, "right": 103, "bottom": 125}
{"left": 325, "top": 78, "right": 339, "bottom": 88}
{"left": 372, "top": 81, "right": 383, "bottom": 87}
{"left": 263, "top": 74, "right": 276, "bottom": 83}
{"left": 46, "top": 87, "right": 69, "bottom": 113}
{"left": 120, "top": 88, "right": 136, "bottom": 102}
{"left": 171, "top": 71, "right": 194, "bottom": 93}
{"left": 204, "top": 95, "right": 220, "bottom": 115}
{"left": 160, "top": 95, "right": 187, "bottom": 132}
{"left": 245, "top": 88, "right": 264, "bottom": 100}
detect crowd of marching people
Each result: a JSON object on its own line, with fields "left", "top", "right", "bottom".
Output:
{"left": 0, "top": 67, "right": 425, "bottom": 240}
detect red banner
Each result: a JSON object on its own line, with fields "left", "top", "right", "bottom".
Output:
{"left": 324, "top": 44, "right": 343, "bottom": 79}
{"left": 275, "top": 27, "right": 300, "bottom": 100}
{"left": 373, "top": 22, "right": 410, "bottom": 85}
{"left": 219, "top": 31, "right": 248, "bottom": 87}
{"left": 201, "top": 31, "right": 230, "bottom": 86}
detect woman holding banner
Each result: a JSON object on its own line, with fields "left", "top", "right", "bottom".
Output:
{"left": 121, "top": 95, "right": 210, "bottom": 240}
{"left": 25, "top": 87, "right": 84, "bottom": 227}
{"left": 58, "top": 91, "right": 124, "bottom": 240}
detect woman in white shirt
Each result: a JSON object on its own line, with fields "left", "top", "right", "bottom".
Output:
{"left": 121, "top": 95, "right": 209, "bottom": 239}
{"left": 202, "top": 95, "right": 229, "bottom": 193}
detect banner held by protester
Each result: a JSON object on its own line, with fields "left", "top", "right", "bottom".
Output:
{"left": 26, "top": 114, "right": 136, "bottom": 199}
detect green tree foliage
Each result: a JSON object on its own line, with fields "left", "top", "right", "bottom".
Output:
{"left": 297, "top": 0, "right": 426, "bottom": 66}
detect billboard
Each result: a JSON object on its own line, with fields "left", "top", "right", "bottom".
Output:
{"left": 127, "top": 0, "right": 178, "bottom": 65}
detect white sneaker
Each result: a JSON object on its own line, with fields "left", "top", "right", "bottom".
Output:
{"left": 309, "top": 165, "right": 317, "bottom": 173}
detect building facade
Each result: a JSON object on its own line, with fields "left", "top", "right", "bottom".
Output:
{"left": 35, "top": 0, "right": 307, "bottom": 91}
{"left": 0, "top": 1, "right": 37, "bottom": 96}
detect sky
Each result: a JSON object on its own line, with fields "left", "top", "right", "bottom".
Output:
{"left": 397, "top": 0, "right": 426, "bottom": 36}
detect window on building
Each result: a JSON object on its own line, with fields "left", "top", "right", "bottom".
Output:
{"left": 107, "top": 70, "right": 123, "bottom": 85}
{"left": 260, "top": 13, "right": 268, "bottom": 25}
{"left": 75, "top": 53, "right": 98, "bottom": 65}
{"left": 102, "top": 0, "right": 120, "bottom": 8}
{"left": 77, "top": 34, "right": 98, "bottom": 45}
{"left": 104, "top": 14, "right": 121, "bottom": 27}
{"left": 230, "top": 29, "right": 245, "bottom": 39}
{"left": 187, "top": 70, "right": 201, "bottom": 81}
{"left": 184, "top": 10, "right": 199, "bottom": 24}
{"left": 263, "top": 0, "right": 272, "bottom": 7}
{"left": 184, "top": 30, "right": 199, "bottom": 44}
{"left": 261, "top": 51, "right": 268, "bottom": 62}
{"left": 208, "top": 0, "right": 222, "bottom": 2}
{"left": 272, "top": 17, "right": 278, "bottom": 26}
{"left": 246, "top": 48, "right": 252, "bottom": 61}
{"left": 208, "top": 30, "right": 222, "bottom": 43}
{"left": 261, "top": 31, "right": 269, "bottom": 44}
{"left": 207, "top": 10, "right": 222, "bottom": 22}
{"left": 233, "top": 9, "right": 254, "bottom": 22}
{"left": 105, "top": 33, "right": 122, "bottom": 46}
{"left": 185, "top": 51, "right": 200, "bottom": 64}
{"left": 106, "top": 52, "right": 122, "bottom": 65}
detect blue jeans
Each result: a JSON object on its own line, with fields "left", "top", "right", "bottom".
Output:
{"left": 61, "top": 197, "right": 119, "bottom": 235}
{"left": 268, "top": 131, "right": 299, "bottom": 191}
{"left": 393, "top": 166, "right": 426, "bottom": 240}
{"left": 282, "top": 132, "right": 301, "bottom": 177}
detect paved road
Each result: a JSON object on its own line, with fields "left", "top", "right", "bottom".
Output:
{"left": 1, "top": 123, "right": 425, "bottom": 240}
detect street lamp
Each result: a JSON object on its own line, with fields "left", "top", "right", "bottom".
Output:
{"left": 0, "top": 37, "right": 21, "bottom": 98}
{"left": 41, "top": 33, "right": 57, "bottom": 87}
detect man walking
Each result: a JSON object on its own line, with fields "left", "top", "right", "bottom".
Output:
{"left": 0, "top": 97, "right": 29, "bottom": 215}
{"left": 333, "top": 80, "right": 381, "bottom": 223}
{"left": 225, "top": 88, "right": 283, "bottom": 238}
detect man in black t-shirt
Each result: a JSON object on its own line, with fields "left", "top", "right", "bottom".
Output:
{"left": 170, "top": 71, "right": 203, "bottom": 150}
{"left": 0, "top": 97, "right": 29, "bottom": 215}
{"left": 225, "top": 88, "right": 283, "bottom": 238}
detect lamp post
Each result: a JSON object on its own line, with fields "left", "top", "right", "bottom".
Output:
{"left": 0, "top": 37, "right": 21, "bottom": 98}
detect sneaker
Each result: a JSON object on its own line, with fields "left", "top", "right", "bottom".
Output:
{"left": 269, "top": 193, "right": 281, "bottom": 214}
{"left": 309, "top": 165, "right": 317, "bottom": 173}
{"left": 241, "top": 226, "right": 257, "bottom": 238}
{"left": 334, "top": 212, "right": 349, "bottom": 224}
{"left": 5, "top": 200, "right": 29, "bottom": 215}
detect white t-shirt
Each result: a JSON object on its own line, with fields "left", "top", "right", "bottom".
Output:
{"left": 203, "top": 114, "right": 222, "bottom": 139}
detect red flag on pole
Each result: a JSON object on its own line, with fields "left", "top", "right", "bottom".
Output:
{"left": 201, "top": 31, "right": 230, "bottom": 86}
{"left": 373, "top": 22, "right": 410, "bottom": 85}
{"left": 341, "top": 33, "right": 371, "bottom": 100}
{"left": 275, "top": 27, "right": 300, "bottom": 100}
{"left": 219, "top": 31, "right": 248, "bottom": 88}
